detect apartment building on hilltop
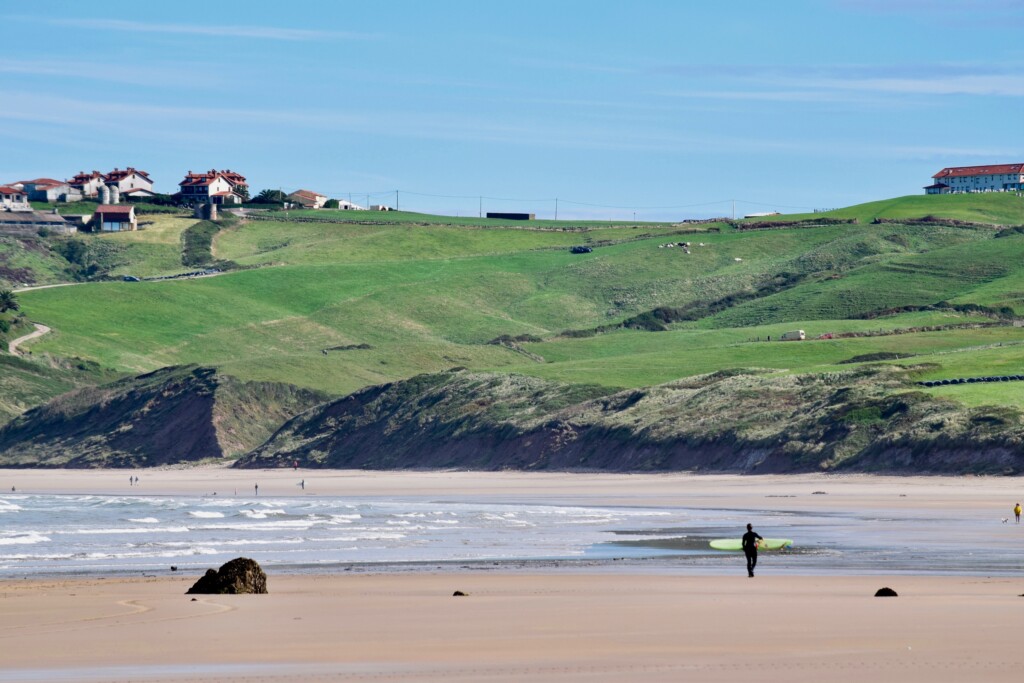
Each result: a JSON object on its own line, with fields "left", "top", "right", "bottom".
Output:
{"left": 925, "top": 163, "right": 1024, "bottom": 194}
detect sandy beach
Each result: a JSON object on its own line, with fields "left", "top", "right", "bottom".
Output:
{"left": 2, "top": 468, "right": 1024, "bottom": 682}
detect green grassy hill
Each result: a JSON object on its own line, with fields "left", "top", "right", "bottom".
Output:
{"left": 778, "top": 193, "right": 1024, "bottom": 225}
{"left": 4, "top": 193, "right": 1024, "bottom": 468}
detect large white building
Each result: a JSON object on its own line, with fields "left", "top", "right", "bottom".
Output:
{"left": 925, "top": 163, "right": 1024, "bottom": 194}
{"left": 178, "top": 169, "right": 248, "bottom": 205}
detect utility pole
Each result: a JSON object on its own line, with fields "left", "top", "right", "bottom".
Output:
{"left": 396, "top": 190, "right": 399, "bottom": 211}
{"left": 555, "top": 198, "right": 558, "bottom": 221}
{"left": 731, "top": 199, "right": 735, "bottom": 220}
{"left": 479, "top": 196, "right": 482, "bottom": 218}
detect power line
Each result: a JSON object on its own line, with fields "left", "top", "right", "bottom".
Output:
{"left": 271, "top": 186, "right": 818, "bottom": 213}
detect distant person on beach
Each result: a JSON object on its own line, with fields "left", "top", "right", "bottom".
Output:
{"left": 1015, "top": 503, "right": 1021, "bottom": 523}
{"left": 255, "top": 483, "right": 259, "bottom": 496}
{"left": 742, "top": 523, "right": 763, "bottom": 577}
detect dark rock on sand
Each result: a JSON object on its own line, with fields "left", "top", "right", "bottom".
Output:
{"left": 186, "top": 557, "right": 268, "bottom": 595}
{"left": 453, "top": 590, "right": 467, "bottom": 597}
{"left": 874, "top": 587, "right": 898, "bottom": 597}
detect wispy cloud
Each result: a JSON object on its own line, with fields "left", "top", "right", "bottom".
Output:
{"left": 21, "top": 17, "right": 377, "bottom": 41}
{"left": 0, "top": 90, "right": 1005, "bottom": 161}
{"left": 0, "top": 58, "right": 223, "bottom": 87}
{"left": 802, "top": 74, "right": 1024, "bottom": 97}
{"left": 650, "top": 63, "right": 1024, "bottom": 100}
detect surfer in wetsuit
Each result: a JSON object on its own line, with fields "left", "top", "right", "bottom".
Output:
{"left": 741, "top": 523, "right": 763, "bottom": 577}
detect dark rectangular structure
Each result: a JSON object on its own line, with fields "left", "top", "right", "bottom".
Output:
{"left": 486, "top": 212, "right": 535, "bottom": 220}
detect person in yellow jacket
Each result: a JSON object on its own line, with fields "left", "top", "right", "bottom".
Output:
{"left": 1014, "top": 503, "right": 1021, "bottom": 524}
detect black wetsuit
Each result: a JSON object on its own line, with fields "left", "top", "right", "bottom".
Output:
{"left": 741, "top": 530, "right": 763, "bottom": 577}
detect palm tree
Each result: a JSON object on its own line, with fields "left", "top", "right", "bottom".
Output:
{"left": 0, "top": 289, "right": 19, "bottom": 313}
{"left": 254, "top": 189, "right": 286, "bottom": 204}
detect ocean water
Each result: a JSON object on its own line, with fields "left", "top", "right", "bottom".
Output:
{"left": 0, "top": 493, "right": 1021, "bottom": 577}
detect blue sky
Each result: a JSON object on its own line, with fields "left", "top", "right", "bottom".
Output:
{"left": 1, "top": 0, "right": 1022, "bottom": 220}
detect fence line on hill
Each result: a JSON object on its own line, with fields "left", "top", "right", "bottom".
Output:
{"left": 274, "top": 186, "right": 823, "bottom": 220}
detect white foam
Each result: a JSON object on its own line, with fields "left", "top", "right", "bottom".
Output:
{"left": 195, "top": 520, "right": 316, "bottom": 531}
{"left": 128, "top": 517, "right": 160, "bottom": 524}
{"left": 0, "top": 500, "right": 23, "bottom": 513}
{"left": 241, "top": 508, "right": 288, "bottom": 519}
{"left": 319, "top": 532, "right": 406, "bottom": 541}
{"left": 70, "top": 526, "right": 190, "bottom": 535}
{"left": 0, "top": 532, "right": 50, "bottom": 545}
{"left": 188, "top": 511, "right": 225, "bottom": 519}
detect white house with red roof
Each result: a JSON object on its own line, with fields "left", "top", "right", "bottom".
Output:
{"left": 104, "top": 167, "right": 155, "bottom": 195}
{"left": 69, "top": 170, "right": 106, "bottom": 198}
{"left": 69, "top": 167, "right": 156, "bottom": 199}
{"left": 91, "top": 204, "right": 137, "bottom": 232}
{"left": 926, "top": 163, "right": 1024, "bottom": 194}
{"left": 177, "top": 169, "right": 248, "bottom": 205}
{"left": 0, "top": 185, "right": 30, "bottom": 211}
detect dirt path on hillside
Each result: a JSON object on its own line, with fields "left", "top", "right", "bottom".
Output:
{"left": 14, "top": 282, "right": 80, "bottom": 293}
{"left": 8, "top": 323, "right": 51, "bottom": 355}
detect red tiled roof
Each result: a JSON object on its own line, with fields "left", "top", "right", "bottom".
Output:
{"left": 289, "top": 189, "right": 324, "bottom": 200}
{"left": 220, "top": 170, "right": 247, "bottom": 186}
{"left": 105, "top": 167, "right": 152, "bottom": 182}
{"left": 179, "top": 169, "right": 245, "bottom": 188}
{"left": 0, "top": 185, "right": 25, "bottom": 194}
{"left": 933, "top": 163, "right": 1024, "bottom": 179}
{"left": 21, "top": 178, "right": 64, "bottom": 186}
{"left": 94, "top": 205, "right": 135, "bottom": 215}
{"left": 70, "top": 171, "right": 104, "bottom": 184}
{"left": 121, "top": 187, "right": 155, "bottom": 194}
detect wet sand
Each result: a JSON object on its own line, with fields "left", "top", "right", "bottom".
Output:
{"left": 2, "top": 467, "right": 1019, "bottom": 510}
{"left": 2, "top": 573, "right": 1021, "bottom": 682}
{"left": 2, "top": 469, "right": 1023, "bottom": 681}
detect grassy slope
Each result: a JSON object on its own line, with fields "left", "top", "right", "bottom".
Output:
{"left": 253, "top": 208, "right": 680, "bottom": 229}
{"left": 0, "top": 214, "right": 197, "bottom": 289}
{"left": 0, "top": 353, "right": 119, "bottom": 422}
{"left": 12, "top": 194, "right": 1024, "bottom": 406}
{"left": 101, "top": 213, "right": 197, "bottom": 277}
{"left": 779, "top": 193, "right": 1024, "bottom": 225}
{"left": 0, "top": 235, "right": 71, "bottom": 287}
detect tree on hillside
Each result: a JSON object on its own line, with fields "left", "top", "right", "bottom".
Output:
{"left": 252, "top": 189, "right": 287, "bottom": 204}
{"left": 0, "top": 289, "right": 19, "bottom": 313}
{"left": 235, "top": 185, "right": 250, "bottom": 202}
